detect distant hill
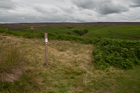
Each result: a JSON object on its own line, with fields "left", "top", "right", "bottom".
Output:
{"left": 1, "top": 22, "right": 140, "bottom": 28}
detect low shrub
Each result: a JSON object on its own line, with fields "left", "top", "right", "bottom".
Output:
{"left": 73, "top": 29, "right": 88, "bottom": 36}
{"left": 92, "top": 39, "right": 140, "bottom": 69}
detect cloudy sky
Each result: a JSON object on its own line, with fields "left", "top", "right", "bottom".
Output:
{"left": 0, "top": 0, "right": 140, "bottom": 23}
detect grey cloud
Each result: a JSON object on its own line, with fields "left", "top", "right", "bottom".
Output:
{"left": 0, "top": 15, "right": 79, "bottom": 23}
{"left": 0, "top": 0, "right": 139, "bottom": 23}
{"left": 0, "top": 9, "right": 88, "bottom": 23}
{"left": 0, "top": 16, "right": 36, "bottom": 23}
{"left": 59, "top": 7, "right": 76, "bottom": 14}
{"left": 72, "top": 0, "right": 95, "bottom": 9}
{"left": 72, "top": 0, "right": 129, "bottom": 15}
{"left": 0, "top": 0, "right": 15, "bottom": 9}
{"left": 129, "top": 0, "right": 140, "bottom": 7}
{"left": 96, "top": 2, "right": 129, "bottom": 14}
{"left": 129, "top": 4, "right": 140, "bottom": 7}
{"left": 133, "top": 0, "right": 140, "bottom": 3}
{"left": 33, "top": 6, "right": 49, "bottom": 13}
{"left": 0, "top": 8, "right": 78, "bottom": 23}
{"left": 33, "top": 6, "right": 58, "bottom": 14}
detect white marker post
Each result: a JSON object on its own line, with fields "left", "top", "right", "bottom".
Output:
{"left": 45, "top": 33, "right": 48, "bottom": 65}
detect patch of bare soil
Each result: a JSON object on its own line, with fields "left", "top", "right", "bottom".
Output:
{"left": 30, "top": 26, "right": 34, "bottom": 29}
{"left": 0, "top": 69, "right": 22, "bottom": 82}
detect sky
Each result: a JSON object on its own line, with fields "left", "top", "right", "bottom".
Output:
{"left": 0, "top": 0, "right": 140, "bottom": 23}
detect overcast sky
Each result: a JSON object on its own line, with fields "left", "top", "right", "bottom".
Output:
{"left": 0, "top": 0, "right": 140, "bottom": 23}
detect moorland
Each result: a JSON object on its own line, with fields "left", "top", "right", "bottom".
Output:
{"left": 0, "top": 22, "right": 140, "bottom": 93}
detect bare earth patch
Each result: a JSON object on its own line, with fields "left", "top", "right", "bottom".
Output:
{"left": 0, "top": 69, "right": 22, "bottom": 82}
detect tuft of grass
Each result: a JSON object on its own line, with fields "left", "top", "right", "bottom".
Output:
{"left": 0, "top": 43, "right": 25, "bottom": 73}
{"left": 0, "top": 36, "right": 29, "bottom": 84}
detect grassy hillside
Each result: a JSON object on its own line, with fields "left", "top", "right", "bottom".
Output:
{"left": 1, "top": 24, "right": 140, "bottom": 40}
{"left": 0, "top": 33, "right": 140, "bottom": 93}
{"left": 0, "top": 24, "right": 140, "bottom": 92}
{"left": 108, "top": 25, "right": 140, "bottom": 37}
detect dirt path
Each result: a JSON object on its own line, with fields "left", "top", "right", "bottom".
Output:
{"left": 108, "top": 31, "right": 140, "bottom": 39}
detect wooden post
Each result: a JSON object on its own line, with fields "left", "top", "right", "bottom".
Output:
{"left": 45, "top": 33, "right": 48, "bottom": 65}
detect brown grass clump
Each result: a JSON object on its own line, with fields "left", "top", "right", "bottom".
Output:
{"left": 0, "top": 34, "right": 27, "bottom": 82}
{"left": 0, "top": 69, "right": 22, "bottom": 82}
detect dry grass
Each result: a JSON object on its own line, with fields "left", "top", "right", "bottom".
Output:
{"left": 0, "top": 69, "right": 22, "bottom": 82}
{"left": 30, "top": 26, "right": 34, "bottom": 29}
{"left": 0, "top": 33, "right": 124, "bottom": 93}
{"left": 0, "top": 34, "right": 26, "bottom": 82}
{"left": 48, "top": 40, "right": 93, "bottom": 70}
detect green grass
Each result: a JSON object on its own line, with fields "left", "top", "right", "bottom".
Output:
{"left": 109, "top": 25, "right": 140, "bottom": 37}
{"left": 87, "top": 25, "right": 139, "bottom": 40}
{"left": 11, "top": 26, "right": 41, "bottom": 33}
{"left": 116, "top": 66, "right": 140, "bottom": 93}
{"left": 39, "top": 26, "right": 69, "bottom": 34}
